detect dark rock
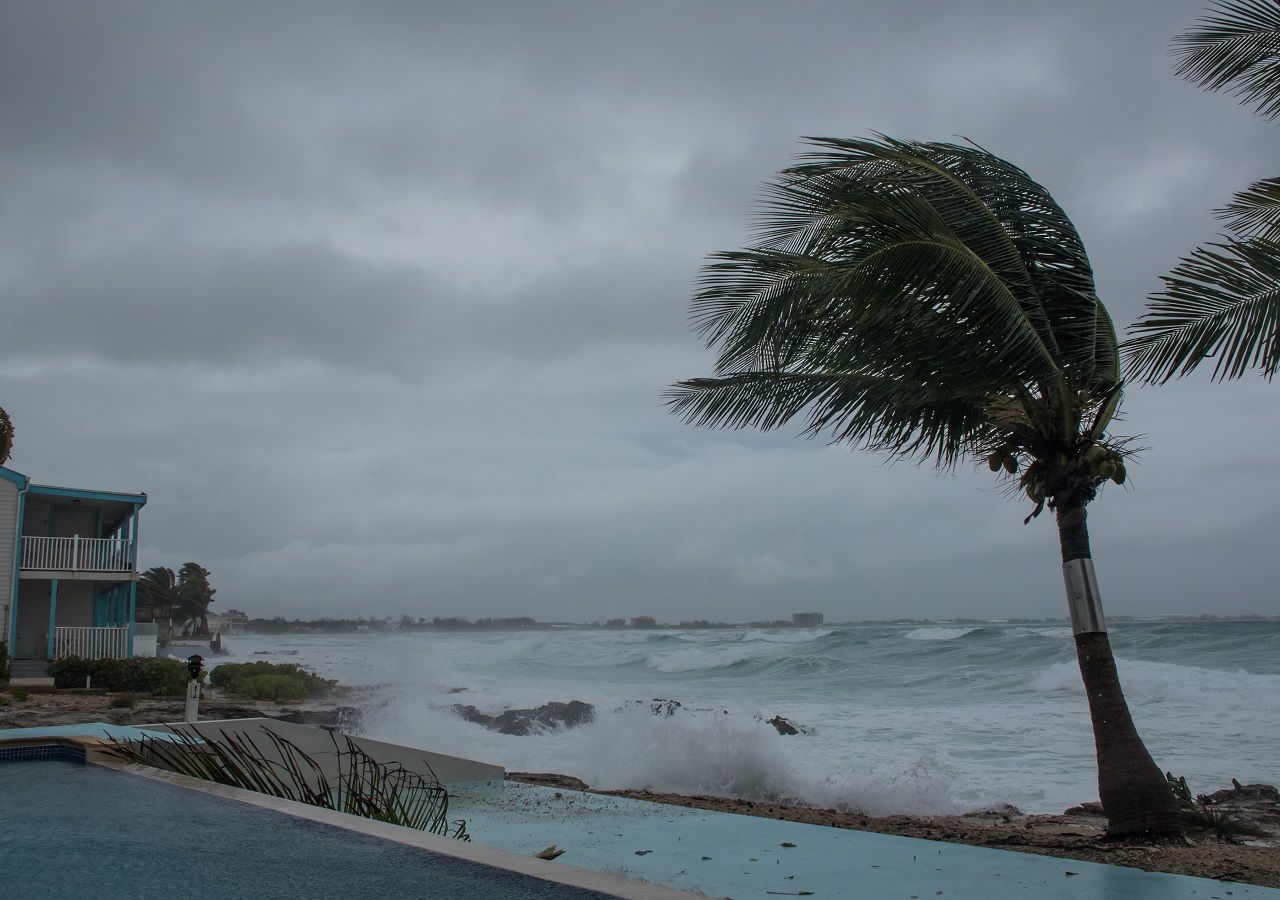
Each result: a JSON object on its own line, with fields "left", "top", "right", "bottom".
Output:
{"left": 1063, "top": 802, "right": 1105, "bottom": 816}
{"left": 453, "top": 700, "right": 595, "bottom": 735}
{"left": 507, "top": 772, "right": 591, "bottom": 791}
{"left": 1202, "top": 782, "right": 1279, "bottom": 804}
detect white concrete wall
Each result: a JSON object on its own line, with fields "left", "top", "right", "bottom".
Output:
{"left": 144, "top": 717, "right": 504, "bottom": 785}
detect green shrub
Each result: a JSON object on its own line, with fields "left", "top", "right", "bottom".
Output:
{"left": 0, "top": 639, "right": 9, "bottom": 682}
{"left": 10, "top": 688, "right": 29, "bottom": 702}
{"left": 110, "top": 693, "right": 138, "bottom": 709}
{"left": 209, "top": 662, "right": 335, "bottom": 700}
{"left": 50, "top": 656, "right": 188, "bottom": 696}
{"left": 0, "top": 695, "right": 10, "bottom": 706}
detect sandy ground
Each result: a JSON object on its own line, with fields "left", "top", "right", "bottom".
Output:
{"left": 4, "top": 689, "right": 1276, "bottom": 889}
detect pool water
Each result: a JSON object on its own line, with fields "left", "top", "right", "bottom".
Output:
{"left": 0, "top": 760, "right": 613, "bottom": 899}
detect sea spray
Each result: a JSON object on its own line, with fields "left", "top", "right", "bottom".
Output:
{"left": 214, "top": 620, "right": 1280, "bottom": 815}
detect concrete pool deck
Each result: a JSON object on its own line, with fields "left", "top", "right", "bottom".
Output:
{"left": 452, "top": 780, "right": 1280, "bottom": 899}
{"left": 3, "top": 721, "right": 1277, "bottom": 899}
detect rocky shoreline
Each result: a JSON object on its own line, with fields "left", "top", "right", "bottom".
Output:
{"left": 5, "top": 689, "right": 1277, "bottom": 889}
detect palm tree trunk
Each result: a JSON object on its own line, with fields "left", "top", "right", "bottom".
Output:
{"left": 1056, "top": 504, "right": 1181, "bottom": 838}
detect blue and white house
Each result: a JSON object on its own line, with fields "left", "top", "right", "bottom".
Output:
{"left": 0, "top": 465, "right": 146, "bottom": 665}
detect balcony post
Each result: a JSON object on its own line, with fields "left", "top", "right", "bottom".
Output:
{"left": 46, "top": 578, "right": 58, "bottom": 660}
{"left": 126, "top": 505, "right": 140, "bottom": 656}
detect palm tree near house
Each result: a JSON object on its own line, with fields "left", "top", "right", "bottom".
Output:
{"left": 0, "top": 406, "right": 13, "bottom": 464}
{"left": 174, "top": 562, "right": 216, "bottom": 638}
{"left": 138, "top": 566, "right": 179, "bottom": 643}
{"left": 1124, "top": 0, "right": 1280, "bottom": 382}
{"left": 668, "top": 136, "right": 1181, "bottom": 838}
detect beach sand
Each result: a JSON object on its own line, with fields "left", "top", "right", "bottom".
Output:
{"left": 4, "top": 689, "right": 1276, "bottom": 889}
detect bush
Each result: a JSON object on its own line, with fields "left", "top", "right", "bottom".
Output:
{"left": 110, "top": 693, "right": 138, "bottom": 708}
{"left": 10, "top": 688, "right": 29, "bottom": 702}
{"left": 50, "top": 656, "right": 188, "bottom": 696}
{"left": 0, "top": 639, "right": 9, "bottom": 681}
{"left": 209, "top": 662, "right": 336, "bottom": 700}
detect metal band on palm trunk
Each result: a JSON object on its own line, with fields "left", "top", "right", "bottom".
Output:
{"left": 1063, "top": 558, "right": 1106, "bottom": 634}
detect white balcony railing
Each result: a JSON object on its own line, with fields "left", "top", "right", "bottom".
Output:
{"left": 55, "top": 626, "right": 129, "bottom": 660}
{"left": 21, "top": 536, "right": 134, "bottom": 573}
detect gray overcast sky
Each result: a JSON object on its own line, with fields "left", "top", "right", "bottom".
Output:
{"left": 2, "top": 1, "right": 1276, "bottom": 622}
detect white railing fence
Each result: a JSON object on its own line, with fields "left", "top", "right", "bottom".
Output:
{"left": 21, "top": 536, "right": 133, "bottom": 572}
{"left": 54, "top": 626, "right": 129, "bottom": 660}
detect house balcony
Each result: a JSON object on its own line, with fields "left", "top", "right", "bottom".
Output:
{"left": 21, "top": 535, "right": 136, "bottom": 579}
{"left": 54, "top": 625, "right": 130, "bottom": 660}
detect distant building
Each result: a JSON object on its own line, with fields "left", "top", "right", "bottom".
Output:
{"left": 207, "top": 608, "right": 249, "bottom": 636}
{"left": 604, "top": 618, "right": 626, "bottom": 629}
{"left": 792, "top": 612, "right": 824, "bottom": 627}
{"left": 630, "top": 616, "right": 657, "bottom": 628}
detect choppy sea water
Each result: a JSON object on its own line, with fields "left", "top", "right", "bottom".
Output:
{"left": 213, "top": 621, "right": 1280, "bottom": 816}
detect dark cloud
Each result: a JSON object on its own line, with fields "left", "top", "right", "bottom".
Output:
{"left": 1, "top": 0, "right": 1276, "bottom": 622}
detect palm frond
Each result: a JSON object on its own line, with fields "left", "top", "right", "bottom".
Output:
{"left": 102, "top": 724, "right": 470, "bottom": 840}
{"left": 0, "top": 406, "right": 12, "bottom": 465}
{"left": 1171, "top": 0, "right": 1280, "bottom": 120}
{"left": 673, "top": 136, "right": 1117, "bottom": 470}
{"left": 667, "top": 371, "right": 996, "bottom": 469}
{"left": 1218, "top": 176, "right": 1280, "bottom": 238}
{"left": 1123, "top": 237, "right": 1280, "bottom": 382}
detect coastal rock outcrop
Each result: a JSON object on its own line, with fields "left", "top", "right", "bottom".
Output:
{"left": 452, "top": 700, "right": 595, "bottom": 735}
{"left": 623, "top": 698, "right": 810, "bottom": 736}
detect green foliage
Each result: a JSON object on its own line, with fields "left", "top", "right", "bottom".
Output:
{"left": 175, "top": 562, "right": 216, "bottom": 637}
{"left": 10, "top": 688, "right": 29, "bottom": 702}
{"left": 0, "top": 695, "right": 9, "bottom": 707}
{"left": 102, "top": 725, "right": 469, "bottom": 839}
{"left": 0, "top": 639, "right": 9, "bottom": 682}
{"left": 1165, "top": 771, "right": 1266, "bottom": 838}
{"left": 138, "top": 567, "right": 178, "bottom": 628}
{"left": 49, "top": 656, "right": 188, "bottom": 696}
{"left": 0, "top": 405, "right": 12, "bottom": 465}
{"left": 1124, "top": 2, "right": 1280, "bottom": 382}
{"left": 209, "top": 661, "right": 336, "bottom": 700}
{"left": 110, "top": 693, "right": 138, "bottom": 709}
{"left": 670, "top": 135, "right": 1127, "bottom": 518}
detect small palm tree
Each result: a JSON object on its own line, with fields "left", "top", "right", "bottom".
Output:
{"left": 138, "top": 566, "right": 179, "bottom": 641}
{"left": 668, "top": 136, "right": 1181, "bottom": 837}
{"left": 175, "top": 561, "right": 216, "bottom": 637}
{"left": 0, "top": 406, "right": 12, "bottom": 464}
{"left": 1124, "top": 0, "right": 1280, "bottom": 382}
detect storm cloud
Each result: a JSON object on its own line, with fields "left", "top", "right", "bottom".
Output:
{"left": 2, "top": 1, "right": 1275, "bottom": 622}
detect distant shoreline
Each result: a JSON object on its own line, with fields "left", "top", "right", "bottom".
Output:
{"left": 232, "top": 615, "right": 1280, "bottom": 636}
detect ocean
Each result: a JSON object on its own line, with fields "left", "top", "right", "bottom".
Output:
{"left": 213, "top": 620, "right": 1280, "bottom": 816}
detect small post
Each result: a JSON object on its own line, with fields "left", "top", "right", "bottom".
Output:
{"left": 184, "top": 654, "right": 204, "bottom": 723}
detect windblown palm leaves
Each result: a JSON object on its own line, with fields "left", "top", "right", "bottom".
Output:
{"left": 103, "top": 724, "right": 470, "bottom": 839}
{"left": 0, "top": 406, "right": 11, "bottom": 464}
{"left": 1124, "top": 0, "right": 1280, "bottom": 382}
{"left": 669, "top": 136, "right": 1124, "bottom": 514}
{"left": 1171, "top": 0, "right": 1280, "bottom": 120}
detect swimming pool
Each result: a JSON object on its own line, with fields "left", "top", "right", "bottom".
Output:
{"left": 0, "top": 759, "right": 621, "bottom": 899}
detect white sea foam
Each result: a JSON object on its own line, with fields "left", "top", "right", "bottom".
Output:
{"left": 903, "top": 626, "right": 980, "bottom": 641}
{"left": 220, "top": 623, "right": 1280, "bottom": 816}
{"left": 1032, "top": 657, "right": 1280, "bottom": 711}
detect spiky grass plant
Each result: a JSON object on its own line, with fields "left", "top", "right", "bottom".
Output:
{"left": 103, "top": 725, "right": 469, "bottom": 840}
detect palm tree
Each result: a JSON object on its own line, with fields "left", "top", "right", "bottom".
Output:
{"left": 1124, "top": 0, "right": 1280, "bottom": 382}
{"left": 668, "top": 136, "right": 1181, "bottom": 838}
{"left": 138, "top": 566, "right": 179, "bottom": 641}
{"left": 174, "top": 561, "right": 216, "bottom": 637}
{"left": 0, "top": 406, "right": 13, "bottom": 465}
